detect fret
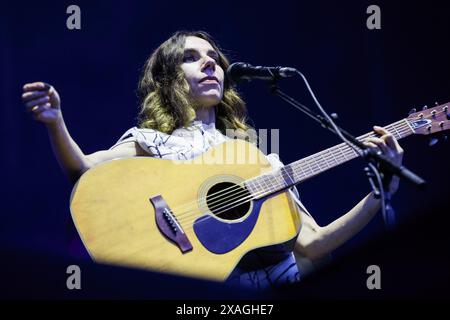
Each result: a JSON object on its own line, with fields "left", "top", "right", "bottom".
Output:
{"left": 333, "top": 149, "right": 347, "bottom": 162}
{"left": 350, "top": 146, "right": 360, "bottom": 157}
{"left": 311, "top": 158, "right": 321, "bottom": 173}
{"left": 322, "top": 154, "right": 332, "bottom": 170}
{"left": 290, "top": 166, "right": 301, "bottom": 183}
{"left": 316, "top": 154, "right": 330, "bottom": 170}
{"left": 393, "top": 122, "right": 407, "bottom": 138}
{"left": 244, "top": 180, "right": 252, "bottom": 194}
{"left": 245, "top": 179, "right": 257, "bottom": 196}
{"left": 315, "top": 157, "right": 326, "bottom": 171}
{"left": 273, "top": 171, "right": 284, "bottom": 189}
{"left": 312, "top": 158, "right": 322, "bottom": 172}
{"left": 390, "top": 124, "right": 400, "bottom": 139}
{"left": 281, "top": 166, "right": 295, "bottom": 186}
{"left": 251, "top": 178, "right": 260, "bottom": 196}
{"left": 337, "top": 145, "right": 348, "bottom": 161}
{"left": 296, "top": 162, "right": 307, "bottom": 179}
{"left": 260, "top": 175, "right": 271, "bottom": 194}
{"left": 304, "top": 159, "right": 315, "bottom": 176}
{"left": 403, "top": 118, "right": 415, "bottom": 134}
{"left": 254, "top": 177, "right": 264, "bottom": 196}
{"left": 275, "top": 170, "right": 287, "bottom": 190}
{"left": 400, "top": 123, "right": 410, "bottom": 136}
{"left": 328, "top": 148, "right": 340, "bottom": 166}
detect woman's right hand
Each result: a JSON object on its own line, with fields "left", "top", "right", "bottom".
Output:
{"left": 22, "top": 82, "right": 62, "bottom": 125}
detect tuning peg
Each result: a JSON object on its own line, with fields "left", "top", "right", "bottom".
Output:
{"left": 443, "top": 135, "right": 448, "bottom": 142}
{"left": 422, "top": 105, "right": 428, "bottom": 110}
{"left": 330, "top": 113, "right": 339, "bottom": 120}
{"left": 408, "top": 108, "right": 417, "bottom": 115}
{"left": 428, "top": 137, "right": 439, "bottom": 147}
{"left": 435, "top": 101, "right": 439, "bottom": 106}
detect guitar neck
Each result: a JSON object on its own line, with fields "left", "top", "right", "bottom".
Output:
{"left": 245, "top": 118, "right": 415, "bottom": 198}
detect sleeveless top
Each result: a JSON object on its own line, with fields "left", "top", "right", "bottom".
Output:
{"left": 110, "top": 121, "right": 320, "bottom": 289}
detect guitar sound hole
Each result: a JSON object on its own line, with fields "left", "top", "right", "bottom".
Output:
{"left": 206, "top": 182, "right": 251, "bottom": 221}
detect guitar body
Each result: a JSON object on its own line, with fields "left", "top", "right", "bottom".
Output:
{"left": 70, "top": 139, "right": 302, "bottom": 281}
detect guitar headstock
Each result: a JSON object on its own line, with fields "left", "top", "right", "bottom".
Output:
{"left": 407, "top": 102, "right": 450, "bottom": 136}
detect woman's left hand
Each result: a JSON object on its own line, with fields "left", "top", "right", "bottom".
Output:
{"left": 364, "top": 126, "right": 404, "bottom": 194}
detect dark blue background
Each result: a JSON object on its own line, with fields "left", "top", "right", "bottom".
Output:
{"left": 1, "top": 0, "right": 449, "bottom": 298}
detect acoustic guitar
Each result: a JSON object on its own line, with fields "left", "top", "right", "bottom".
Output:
{"left": 70, "top": 103, "right": 449, "bottom": 281}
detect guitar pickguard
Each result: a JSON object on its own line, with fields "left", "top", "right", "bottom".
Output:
{"left": 193, "top": 199, "right": 263, "bottom": 254}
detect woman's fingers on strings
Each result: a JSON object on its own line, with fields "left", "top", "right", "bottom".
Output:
{"left": 363, "top": 141, "right": 381, "bottom": 153}
{"left": 373, "top": 125, "right": 403, "bottom": 152}
{"left": 373, "top": 125, "right": 388, "bottom": 135}
{"left": 366, "top": 137, "right": 389, "bottom": 154}
{"left": 384, "top": 134, "right": 403, "bottom": 152}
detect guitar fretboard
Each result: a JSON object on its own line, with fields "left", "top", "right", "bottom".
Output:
{"left": 245, "top": 119, "right": 414, "bottom": 199}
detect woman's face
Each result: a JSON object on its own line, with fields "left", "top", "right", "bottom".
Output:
{"left": 180, "top": 36, "right": 224, "bottom": 109}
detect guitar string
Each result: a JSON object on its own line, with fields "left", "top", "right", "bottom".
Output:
{"left": 173, "top": 121, "right": 412, "bottom": 225}
{"left": 176, "top": 126, "right": 410, "bottom": 226}
{"left": 177, "top": 124, "right": 414, "bottom": 227}
{"left": 175, "top": 122, "right": 412, "bottom": 224}
{"left": 174, "top": 119, "right": 411, "bottom": 221}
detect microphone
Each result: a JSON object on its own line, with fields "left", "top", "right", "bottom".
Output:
{"left": 227, "top": 62, "right": 298, "bottom": 83}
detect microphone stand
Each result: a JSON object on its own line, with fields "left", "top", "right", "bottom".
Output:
{"left": 266, "top": 79, "right": 425, "bottom": 230}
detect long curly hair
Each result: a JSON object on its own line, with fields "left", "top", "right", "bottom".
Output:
{"left": 136, "top": 30, "right": 253, "bottom": 136}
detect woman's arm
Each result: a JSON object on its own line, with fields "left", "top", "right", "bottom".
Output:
{"left": 23, "top": 82, "right": 145, "bottom": 183}
{"left": 295, "top": 126, "right": 404, "bottom": 260}
{"left": 295, "top": 192, "right": 380, "bottom": 260}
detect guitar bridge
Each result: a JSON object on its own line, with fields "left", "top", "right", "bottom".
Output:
{"left": 150, "top": 195, "right": 193, "bottom": 253}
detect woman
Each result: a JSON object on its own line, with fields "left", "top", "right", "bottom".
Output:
{"left": 22, "top": 30, "right": 403, "bottom": 289}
